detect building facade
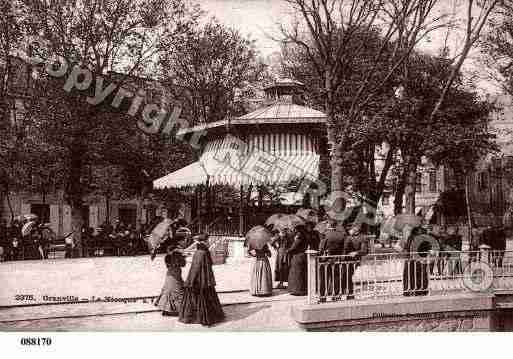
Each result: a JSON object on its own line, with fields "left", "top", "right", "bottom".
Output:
{"left": 380, "top": 94, "right": 513, "bottom": 224}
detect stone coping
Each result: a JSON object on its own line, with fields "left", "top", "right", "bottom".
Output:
{"left": 291, "top": 292, "right": 496, "bottom": 326}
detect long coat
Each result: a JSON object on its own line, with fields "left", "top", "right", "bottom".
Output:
{"left": 272, "top": 233, "right": 291, "bottom": 282}
{"left": 319, "top": 229, "right": 355, "bottom": 297}
{"left": 179, "top": 243, "right": 224, "bottom": 326}
{"left": 287, "top": 233, "right": 309, "bottom": 295}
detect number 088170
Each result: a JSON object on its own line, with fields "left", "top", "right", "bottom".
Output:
{"left": 20, "top": 337, "right": 52, "bottom": 346}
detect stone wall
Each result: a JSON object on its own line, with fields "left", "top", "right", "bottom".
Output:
{"left": 291, "top": 292, "right": 513, "bottom": 332}
{"left": 309, "top": 310, "right": 493, "bottom": 332}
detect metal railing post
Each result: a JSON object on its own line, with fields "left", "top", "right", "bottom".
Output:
{"left": 306, "top": 249, "right": 318, "bottom": 305}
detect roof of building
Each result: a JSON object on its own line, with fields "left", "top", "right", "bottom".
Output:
{"left": 237, "top": 102, "right": 325, "bottom": 121}
{"left": 177, "top": 102, "right": 326, "bottom": 136}
{"left": 263, "top": 78, "right": 305, "bottom": 90}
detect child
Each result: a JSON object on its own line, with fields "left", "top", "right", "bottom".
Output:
{"left": 155, "top": 244, "right": 186, "bottom": 316}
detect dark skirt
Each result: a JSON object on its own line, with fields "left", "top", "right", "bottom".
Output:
{"left": 403, "top": 259, "right": 429, "bottom": 296}
{"left": 178, "top": 287, "right": 225, "bottom": 326}
{"left": 250, "top": 257, "right": 273, "bottom": 296}
{"left": 288, "top": 253, "right": 307, "bottom": 295}
{"left": 274, "top": 248, "right": 290, "bottom": 282}
{"left": 155, "top": 275, "right": 184, "bottom": 314}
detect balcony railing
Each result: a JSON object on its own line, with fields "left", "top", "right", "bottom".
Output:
{"left": 306, "top": 249, "right": 513, "bottom": 305}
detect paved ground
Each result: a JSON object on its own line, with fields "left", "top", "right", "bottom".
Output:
{"left": 0, "top": 295, "right": 303, "bottom": 331}
{"left": 0, "top": 254, "right": 256, "bottom": 306}
{"left": 0, "top": 249, "right": 405, "bottom": 307}
{"left": 0, "top": 252, "right": 305, "bottom": 330}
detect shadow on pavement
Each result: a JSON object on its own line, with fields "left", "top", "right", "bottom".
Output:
{"left": 223, "top": 303, "right": 272, "bottom": 323}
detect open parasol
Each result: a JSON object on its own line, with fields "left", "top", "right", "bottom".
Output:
{"left": 145, "top": 218, "right": 173, "bottom": 258}
{"left": 21, "top": 216, "right": 38, "bottom": 237}
{"left": 296, "top": 208, "right": 319, "bottom": 224}
{"left": 245, "top": 225, "right": 273, "bottom": 250}
{"left": 265, "top": 213, "right": 287, "bottom": 228}
{"left": 272, "top": 214, "right": 306, "bottom": 231}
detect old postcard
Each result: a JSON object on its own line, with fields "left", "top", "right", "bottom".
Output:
{"left": 1, "top": 0, "right": 513, "bottom": 344}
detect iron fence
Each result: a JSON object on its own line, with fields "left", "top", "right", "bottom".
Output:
{"left": 307, "top": 249, "right": 513, "bottom": 305}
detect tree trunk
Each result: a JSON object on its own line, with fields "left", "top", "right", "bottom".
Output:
{"left": 239, "top": 185, "right": 244, "bottom": 235}
{"left": 374, "top": 146, "right": 396, "bottom": 208}
{"left": 68, "top": 147, "right": 84, "bottom": 257}
{"left": 465, "top": 174, "right": 473, "bottom": 244}
{"left": 105, "top": 194, "right": 110, "bottom": 224}
{"left": 5, "top": 190, "right": 14, "bottom": 222}
{"left": 71, "top": 204, "right": 84, "bottom": 258}
{"left": 404, "top": 158, "right": 418, "bottom": 215}
{"left": 394, "top": 168, "right": 408, "bottom": 215}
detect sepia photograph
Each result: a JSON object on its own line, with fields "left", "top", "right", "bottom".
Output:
{"left": 1, "top": 0, "right": 513, "bottom": 342}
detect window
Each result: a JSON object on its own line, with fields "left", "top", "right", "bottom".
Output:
{"left": 429, "top": 171, "right": 437, "bottom": 192}
{"left": 415, "top": 172, "right": 423, "bottom": 193}
{"left": 478, "top": 172, "right": 488, "bottom": 190}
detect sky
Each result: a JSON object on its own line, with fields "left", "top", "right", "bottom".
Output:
{"left": 197, "top": 0, "right": 290, "bottom": 56}
{"left": 197, "top": 0, "right": 458, "bottom": 56}
{"left": 195, "top": 0, "right": 501, "bottom": 94}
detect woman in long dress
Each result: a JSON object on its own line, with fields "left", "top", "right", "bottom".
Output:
{"left": 271, "top": 229, "right": 290, "bottom": 289}
{"left": 249, "top": 244, "right": 273, "bottom": 296}
{"left": 155, "top": 245, "right": 186, "bottom": 316}
{"left": 287, "top": 225, "right": 309, "bottom": 296}
{"left": 179, "top": 234, "right": 224, "bottom": 326}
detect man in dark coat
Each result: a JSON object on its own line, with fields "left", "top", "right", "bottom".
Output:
{"left": 318, "top": 220, "right": 351, "bottom": 299}
{"left": 482, "top": 224, "right": 506, "bottom": 267}
{"left": 402, "top": 226, "right": 431, "bottom": 296}
{"left": 343, "top": 225, "right": 368, "bottom": 299}
{"left": 445, "top": 226, "right": 463, "bottom": 274}
{"left": 179, "top": 233, "right": 224, "bottom": 326}
{"left": 305, "top": 222, "right": 320, "bottom": 250}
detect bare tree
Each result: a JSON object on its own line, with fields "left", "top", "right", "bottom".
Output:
{"left": 430, "top": 0, "right": 501, "bottom": 120}
{"left": 280, "top": 0, "right": 448, "bottom": 211}
{"left": 280, "top": 0, "right": 500, "bottom": 216}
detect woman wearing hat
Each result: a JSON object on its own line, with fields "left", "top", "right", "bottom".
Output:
{"left": 155, "top": 243, "right": 186, "bottom": 316}
{"left": 271, "top": 228, "right": 291, "bottom": 289}
{"left": 248, "top": 242, "right": 273, "bottom": 297}
{"left": 287, "top": 225, "right": 309, "bottom": 296}
{"left": 179, "top": 233, "right": 224, "bottom": 326}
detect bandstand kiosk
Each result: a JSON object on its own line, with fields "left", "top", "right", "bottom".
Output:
{"left": 153, "top": 79, "right": 327, "bottom": 246}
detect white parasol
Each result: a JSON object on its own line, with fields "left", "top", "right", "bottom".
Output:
{"left": 145, "top": 218, "right": 173, "bottom": 256}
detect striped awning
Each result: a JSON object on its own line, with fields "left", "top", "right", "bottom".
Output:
{"left": 153, "top": 133, "right": 320, "bottom": 189}
{"left": 153, "top": 162, "right": 208, "bottom": 189}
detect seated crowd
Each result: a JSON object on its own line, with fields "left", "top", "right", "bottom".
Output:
{"left": 0, "top": 217, "right": 189, "bottom": 261}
